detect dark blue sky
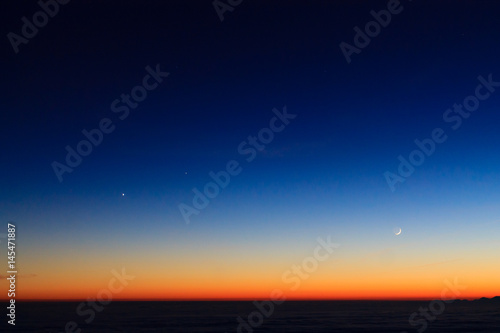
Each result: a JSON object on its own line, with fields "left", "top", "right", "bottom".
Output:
{"left": 1, "top": 1, "right": 500, "bottom": 300}
{"left": 2, "top": 0, "right": 499, "bottom": 193}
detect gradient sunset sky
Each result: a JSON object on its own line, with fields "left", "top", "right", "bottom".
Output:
{"left": 1, "top": 0, "right": 500, "bottom": 301}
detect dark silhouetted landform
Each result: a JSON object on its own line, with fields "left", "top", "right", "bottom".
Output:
{"left": 457, "top": 296, "right": 500, "bottom": 303}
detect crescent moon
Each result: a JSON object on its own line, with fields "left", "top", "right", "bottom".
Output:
{"left": 395, "top": 228, "right": 402, "bottom": 236}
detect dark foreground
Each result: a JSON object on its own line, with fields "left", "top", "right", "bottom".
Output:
{"left": 2, "top": 300, "right": 499, "bottom": 332}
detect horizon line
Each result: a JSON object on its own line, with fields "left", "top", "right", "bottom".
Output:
{"left": 2, "top": 296, "right": 497, "bottom": 302}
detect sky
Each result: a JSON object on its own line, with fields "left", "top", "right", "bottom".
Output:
{"left": 0, "top": 0, "right": 500, "bottom": 301}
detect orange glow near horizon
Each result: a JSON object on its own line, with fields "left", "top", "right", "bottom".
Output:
{"left": 3, "top": 229, "right": 499, "bottom": 302}
{"left": 3, "top": 270, "right": 498, "bottom": 301}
